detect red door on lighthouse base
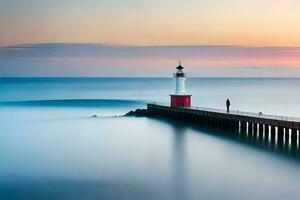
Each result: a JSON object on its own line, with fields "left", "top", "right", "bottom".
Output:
{"left": 170, "top": 95, "right": 191, "bottom": 107}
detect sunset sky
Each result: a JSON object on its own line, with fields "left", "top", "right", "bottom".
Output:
{"left": 1, "top": 0, "right": 300, "bottom": 76}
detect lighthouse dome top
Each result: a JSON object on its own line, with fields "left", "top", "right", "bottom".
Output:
{"left": 176, "top": 61, "right": 184, "bottom": 70}
{"left": 176, "top": 64, "right": 184, "bottom": 70}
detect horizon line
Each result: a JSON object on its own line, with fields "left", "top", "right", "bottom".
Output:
{"left": 2, "top": 76, "right": 300, "bottom": 79}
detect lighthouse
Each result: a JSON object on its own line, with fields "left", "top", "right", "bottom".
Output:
{"left": 170, "top": 61, "right": 191, "bottom": 107}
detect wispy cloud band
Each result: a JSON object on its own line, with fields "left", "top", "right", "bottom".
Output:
{"left": 1, "top": 43, "right": 300, "bottom": 77}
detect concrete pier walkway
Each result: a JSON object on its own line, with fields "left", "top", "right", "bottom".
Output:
{"left": 147, "top": 103, "right": 300, "bottom": 150}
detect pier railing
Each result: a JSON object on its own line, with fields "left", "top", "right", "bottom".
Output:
{"left": 150, "top": 102, "right": 300, "bottom": 123}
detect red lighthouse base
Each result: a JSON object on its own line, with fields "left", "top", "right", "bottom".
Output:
{"left": 170, "top": 95, "right": 191, "bottom": 107}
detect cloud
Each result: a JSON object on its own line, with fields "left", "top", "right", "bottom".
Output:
{"left": 1, "top": 43, "right": 300, "bottom": 60}
{"left": 1, "top": 43, "right": 300, "bottom": 77}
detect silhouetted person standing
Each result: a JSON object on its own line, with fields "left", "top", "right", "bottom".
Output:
{"left": 226, "top": 99, "right": 231, "bottom": 113}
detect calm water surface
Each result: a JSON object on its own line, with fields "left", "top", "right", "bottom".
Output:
{"left": 0, "top": 77, "right": 300, "bottom": 200}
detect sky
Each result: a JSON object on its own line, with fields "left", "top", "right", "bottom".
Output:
{"left": 1, "top": 0, "right": 300, "bottom": 76}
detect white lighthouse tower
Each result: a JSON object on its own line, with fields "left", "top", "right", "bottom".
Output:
{"left": 170, "top": 61, "right": 191, "bottom": 107}
{"left": 174, "top": 61, "right": 186, "bottom": 95}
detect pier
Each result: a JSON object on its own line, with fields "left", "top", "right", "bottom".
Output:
{"left": 147, "top": 103, "right": 300, "bottom": 151}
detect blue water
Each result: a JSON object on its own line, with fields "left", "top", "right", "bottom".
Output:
{"left": 0, "top": 77, "right": 300, "bottom": 200}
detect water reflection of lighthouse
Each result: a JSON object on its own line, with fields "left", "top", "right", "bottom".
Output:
{"left": 170, "top": 61, "right": 192, "bottom": 107}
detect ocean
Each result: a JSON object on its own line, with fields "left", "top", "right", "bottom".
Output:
{"left": 0, "top": 77, "right": 300, "bottom": 200}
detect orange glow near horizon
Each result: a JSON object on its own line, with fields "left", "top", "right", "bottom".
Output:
{"left": 1, "top": 0, "right": 300, "bottom": 47}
